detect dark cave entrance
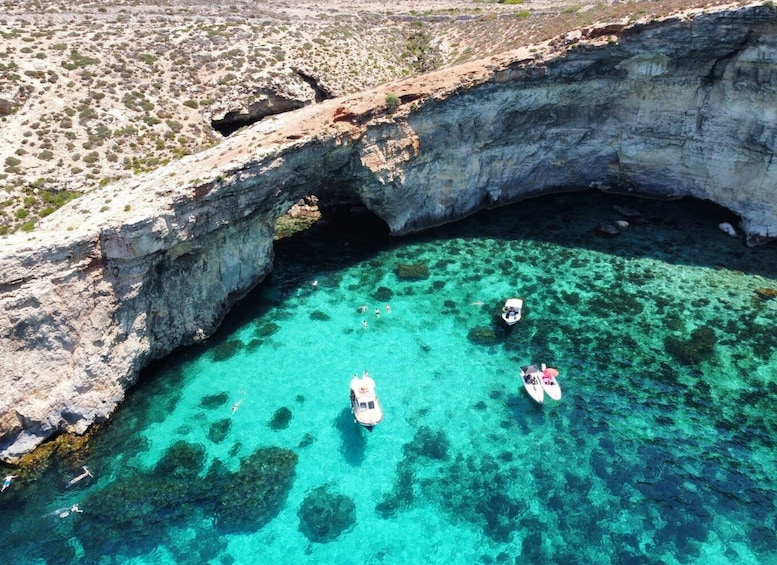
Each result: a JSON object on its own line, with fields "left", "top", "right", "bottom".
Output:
{"left": 211, "top": 71, "right": 333, "bottom": 137}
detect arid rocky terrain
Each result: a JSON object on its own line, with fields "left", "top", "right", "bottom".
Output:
{"left": 1, "top": 0, "right": 740, "bottom": 235}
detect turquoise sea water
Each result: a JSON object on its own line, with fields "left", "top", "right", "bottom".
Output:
{"left": 1, "top": 192, "right": 776, "bottom": 564}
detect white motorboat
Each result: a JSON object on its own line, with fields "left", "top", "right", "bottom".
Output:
{"left": 540, "top": 363, "right": 562, "bottom": 401}
{"left": 350, "top": 373, "right": 383, "bottom": 431}
{"left": 501, "top": 298, "right": 523, "bottom": 326}
{"left": 520, "top": 365, "right": 544, "bottom": 404}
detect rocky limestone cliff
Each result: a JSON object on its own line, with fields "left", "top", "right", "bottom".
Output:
{"left": 2, "top": 4, "right": 777, "bottom": 461}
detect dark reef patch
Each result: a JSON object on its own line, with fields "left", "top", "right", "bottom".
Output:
{"left": 298, "top": 485, "right": 356, "bottom": 543}
{"left": 664, "top": 326, "right": 717, "bottom": 365}
{"left": 74, "top": 443, "right": 297, "bottom": 554}
{"left": 199, "top": 392, "right": 229, "bottom": 410}
{"left": 309, "top": 310, "right": 331, "bottom": 321}
{"left": 255, "top": 322, "right": 280, "bottom": 338}
{"left": 467, "top": 326, "right": 499, "bottom": 346}
{"left": 208, "top": 418, "right": 232, "bottom": 443}
{"left": 269, "top": 406, "right": 293, "bottom": 430}
{"left": 212, "top": 339, "right": 244, "bottom": 362}
{"left": 374, "top": 286, "right": 394, "bottom": 301}
{"left": 396, "top": 262, "right": 430, "bottom": 281}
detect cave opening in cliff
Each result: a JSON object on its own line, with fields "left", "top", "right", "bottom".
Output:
{"left": 274, "top": 195, "right": 390, "bottom": 257}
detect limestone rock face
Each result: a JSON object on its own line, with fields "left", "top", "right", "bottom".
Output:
{"left": 209, "top": 73, "right": 323, "bottom": 135}
{"left": 2, "top": 5, "right": 777, "bottom": 460}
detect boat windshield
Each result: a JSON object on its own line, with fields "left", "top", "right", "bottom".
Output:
{"left": 368, "top": 401, "right": 375, "bottom": 409}
{"left": 359, "top": 402, "right": 368, "bottom": 409}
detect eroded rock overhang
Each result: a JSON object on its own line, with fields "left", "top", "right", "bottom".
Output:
{"left": 1, "top": 4, "right": 776, "bottom": 461}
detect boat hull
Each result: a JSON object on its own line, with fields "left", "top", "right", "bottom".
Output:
{"left": 520, "top": 365, "right": 545, "bottom": 404}
{"left": 523, "top": 380, "right": 544, "bottom": 404}
{"left": 501, "top": 298, "right": 523, "bottom": 326}
{"left": 501, "top": 313, "right": 520, "bottom": 326}
{"left": 541, "top": 377, "right": 562, "bottom": 401}
{"left": 350, "top": 375, "right": 383, "bottom": 429}
{"left": 351, "top": 400, "right": 383, "bottom": 430}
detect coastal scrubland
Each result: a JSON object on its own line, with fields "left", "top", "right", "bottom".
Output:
{"left": 0, "top": 0, "right": 742, "bottom": 233}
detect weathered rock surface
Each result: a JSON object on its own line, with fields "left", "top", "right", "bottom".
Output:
{"left": 209, "top": 73, "right": 327, "bottom": 136}
{"left": 2, "top": 5, "right": 777, "bottom": 461}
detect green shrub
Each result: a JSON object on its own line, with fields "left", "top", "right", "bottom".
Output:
{"left": 166, "top": 120, "right": 183, "bottom": 133}
{"left": 385, "top": 92, "right": 401, "bottom": 114}
{"left": 62, "top": 50, "right": 97, "bottom": 70}
{"left": 42, "top": 189, "right": 78, "bottom": 208}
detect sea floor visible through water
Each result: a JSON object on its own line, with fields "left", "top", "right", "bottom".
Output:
{"left": 2, "top": 191, "right": 777, "bottom": 564}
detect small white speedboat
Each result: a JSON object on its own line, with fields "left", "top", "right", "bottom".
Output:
{"left": 539, "top": 363, "right": 562, "bottom": 401}
{"left": 520, "top": 365, "right": 544, "bottom": 404}
{"left": 350, "top": 373, "right": 383, "bottom": 431}
{"left": 501, "top": 298, "right": 523, "bottom": 326}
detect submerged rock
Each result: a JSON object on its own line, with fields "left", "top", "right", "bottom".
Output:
{"left": 467, "top": 326, "right": 499, "bottom": 346}
{"left": 269, "top": 407, "right": 293, "bottom": 430}
{"left": 298, "top": 485, "right": 356, "bottom": 543}
{"left": 199, "top": 392, "right": 229, "bottom": 410}
{"left": 664, "top": 327, "right": 718, "bottom": 365}
{"left": 754, "top": 288, "right": 777, "bottom": 300}
{"left": 396, "top": 263, "right": 430, "bottom": 281}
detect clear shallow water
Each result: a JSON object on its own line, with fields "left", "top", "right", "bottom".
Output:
{"left": 2, "top": 192, "right": 777, "bottom": 564}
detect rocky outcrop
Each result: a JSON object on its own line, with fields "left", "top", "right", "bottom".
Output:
{"left": 210, "top": 73, "right": 328, "bottom": 136}
{"left": 2, "top": 4, "right": 777, "bottom": 461}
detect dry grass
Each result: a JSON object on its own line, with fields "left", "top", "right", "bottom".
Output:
{"left": 0, "top": 0, "right": 746, "bottom": 234}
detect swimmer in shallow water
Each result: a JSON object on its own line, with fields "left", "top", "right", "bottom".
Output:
{"left": 2, "top": 474, "right": 17, "bottom": 492}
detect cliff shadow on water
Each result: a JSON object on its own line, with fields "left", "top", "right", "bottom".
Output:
{"left": 207, "top": 189, "right": 776, "bottom": 344}
{"left": 438, "top": 190, "right": 776, "bottom": 277}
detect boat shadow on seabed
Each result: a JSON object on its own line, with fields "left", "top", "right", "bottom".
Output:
{"left": 335, "top": 407, "right": 367, "bottom": 466}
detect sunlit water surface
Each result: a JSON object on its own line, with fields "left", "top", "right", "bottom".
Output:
{"left": 2, "top": 193, "right": 776, "bottom": 565}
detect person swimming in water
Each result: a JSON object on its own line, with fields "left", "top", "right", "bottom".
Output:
{"left": 2, "top": 474, "right": 17, "bottom": 492}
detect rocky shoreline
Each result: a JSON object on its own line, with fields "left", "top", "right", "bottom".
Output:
{"left": 2, "top": 3, "right": 777, "bottom": 462}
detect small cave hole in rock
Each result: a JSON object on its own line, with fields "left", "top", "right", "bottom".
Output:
{"left": 211, "top": 72, "right": 332, "bottom": 137}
